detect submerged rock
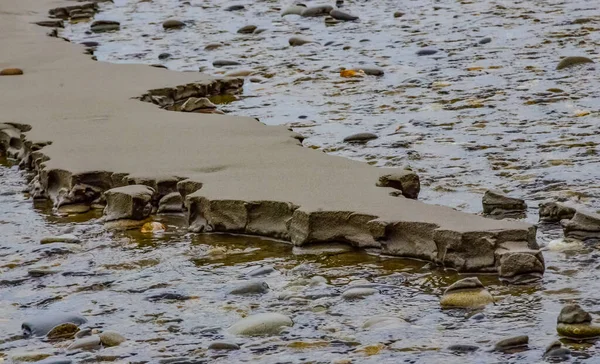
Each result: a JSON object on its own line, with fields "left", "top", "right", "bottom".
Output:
{"left": 237, "top": 25, "right": 257, "bottom": 34}
{"left": 556, "top": 304, "right": 600, "bottom": 339}
{"left": 354, "top": 67, "right": 384, "bottom": 76}
{"left": 343, "top": 132, "right": 378, "bottom": 143}
{"left": 90, "top": 20, "right": 120, "bottom": 33}
{"left": 204, "top": 43, "right": 223, "bottom": 50}
{"left": 99, "top": 331, "right": 126, "bottom": 347}
{"left": 497, "top": 250, "right": 544, "bottom": 283}
{"left": 1, "top": 68, "right": 24, "bottom": 76}
{"left": 103, "top": 185, "right": 154, "bottom": 221}
{"left": 247, "top": 265, "right": 276, "bottom": 277}
{"left": 556, "top": 56, "right": 594, "bottom": 70}
{"left": 22, "top": 313, "right": 87, "bottom": 337}
{"left": 163, "top": 19, "right": 185, "bottom": 29}
{"left": 229, "top": 280, "right": 270, "bottom": 295}
{"left": 447, "top": 344, "right": 479, "bottom": 353}
{"left": 341, "top": 287, "right": 378, "bottom": 299}
{"left": 67, "top": 335, "right": 101, "bottom": 351}
{"left": 301, "top": 5, "right": 334, "bottom": 17}
{"left": 544, "top": 341, "right": 570, "bottom": 360}
{"left": 140, "top": 221, "right": 166, "bottom": 233}
{"left": 561, "top": 210, "right": 600, "bottom": 240}
{"left": 40, "top": 234, "right": 80, "bottom": 245}
{"left": 227, "top": 313, "right": 293, "bottom": 336}
{"left": 478, "top": 37, "right": 492, "bottom": 44}
{"left": 289, "top": 37, "right": 314, "bottom": 47}
{"left": 539, "top": 202, "right": 576, "bottom": 223}
{"left": 416, "top": 48, "right": 438, "bottom": 56}
{"left": 213, "top": 59, "right": 241, "bottom": 67}
{"left": 494, "top": 335, "right": 529, "bottom": 351}
{"left": 482, "top": 190, "right": 526, "bottom": 216}
{"left": 329, "top": 9, "right": 358, "bottom": 21}
{"left": 376, "top": 170, "right": 420, "bottom": 199}
{"left": 225, "top": 4, "right": 245, "bottom": 11}
{"left": 440, "top": 277, "right": 493, "bottom": 308}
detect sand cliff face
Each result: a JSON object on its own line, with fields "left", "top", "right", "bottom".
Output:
{"left": 0, "top": 0, "right": 544, "bottom": 280}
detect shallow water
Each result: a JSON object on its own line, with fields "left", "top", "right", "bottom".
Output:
{"left": 2, "top": 0, "right": 600, "bottom": 362}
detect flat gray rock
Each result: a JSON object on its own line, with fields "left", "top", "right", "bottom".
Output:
{"left": 103, "top": 185, "right": 154, "bottom": 221}
{"left": 227, "top": 313, "right": 293, "bottom": 336}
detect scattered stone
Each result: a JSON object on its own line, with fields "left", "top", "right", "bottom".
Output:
{"left": 393, "top": 11, "right": 405, "bottom": 18}
{"left": 497, "top": 250, "right": 545, "bottom": 282}
{"left": 181, "top": 97, "right": 217, "bottom": 112}
{"left": 416, "top": 48, "right": 438, "bottom": 56}
{"left": 204, "top": 43, "right": 222, "bottom": 50}
{"left": 343, "top": 132, "right": 378, "bottom": 143}
{"left": 225, "top": 5, "right": 245, "bottom": 11}
{"left": 440, "top": 277, "right": 494, "bottom": 308}
{"left": 247, "top": 265, "right": 276, "bottom": 277}
{"left": 237, "top": 25, "right": 257, "bottom": 34}
{"left": 99, "top": 331, "right": 126, "bottom": 347}
{"left": 67, "top": 335, "right": 101, "bottom": 351}
{"left": 556, "top": 56, "right": 594, "bottom": 70}
{"left": 227, "top": 313, "right": 293, "bottom": 336}
{"left": 493, "top": 335, "right": 529, "bottom": 351}
{"left": 253, "top": 28, "right": 267, "bottom": 34}
{"left": 146, "top": 292, "right": 191, "bottom": 301}
{"left": 103, "top": 185, "right": 154, "bottom": 221}
{"left": 0, "top": 68, "right": 24, "bottom": 76}
{"left": 158, "top": 192, "right": 183, "bottom": 213}
{"left": 325, "top": 16, "right": 341, "bottom": 25}
{"left": 556, "top": 304, "right": 600, "bottom": 339}
{"left": 40, "top": 234, "right": 80, "bottom": 245}
{"left": 163, "top": 19, "right": 185, "bottom": 29}
{"left": 282, "top": 5, "right": 307, "bottom": 16}
{"left": 28, "top": 268, "right": 60, "bottom": 277}
{"left": 158, "top": 53, "right": 171, "bottom": 60}
{"left": 46, "top": 323, "right": 79, "bottom": 340}
{"left": 478, "top": 37, "right": 492, "bottom": 44}
{"left": 75, "top": 328, "right": 92, "bottom": 338}
{"left": 376, "top": 170, "right": 420, "bottom": 199}
{"left": 362, "top": 316, "right": 407, "bottom": 330}
{"left": 329, "top": 9, "right": 358, "bottom": 21}
{"left": 561, "top": 210, "right": 600, "bottom": 240}
{"left": 539, "top": 202, "right": 576, "bottom": 223}
{"left": 447, "top": 344, "right": 479, "bottom": 353}
{"left": 544, "top": 341, "right": 570, "bottom": 360}
{"left": 355, "top": 67, "right": 384, "bottom": 76}
{"left": 213, "top": 59, "right": 241, "bottom": 67}
{"left": 209, "top": 341, "right": 240, "bottom": 350}
{"left": 289, "top": 37, "right": 314, "bottom": 47}
{"left": 36, "top": 20, "right": 64, "bottom": 28}
{"left": 33, "top": 243, "right": 82, "bottom": 256}
{"left": 482, "top": 190, "right": 526, "bottom": 216}
{"left": 90, "top": 20, "right": 120, "bottom": 33}
{"left": 301, "top": 5, "right": 334, "bottom": 17}
{"left": 22, "top": 313, "right": 87, "bottom": 337}
{"left": 341, "top": 287, "right": 378, "bottom": 299}
{"left": 81, "top": 41, "right": 99, "bottom": 47}
{"left": 140, "top": 221, "right": 166, "bottom": 233}
{"left": 229, "top": 280, "right": 270, "bottom": 295}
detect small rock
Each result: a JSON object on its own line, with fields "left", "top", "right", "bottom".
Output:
{"left": 237, "top": 25, "right": 257, "bottom": 34}
{"left": 341, "top": 287, "right": 378, "bottom": 299}
{"left": 99, "top": 331, "right": 126, "bottom": 347}
{"left": 416, "top": 48, "right": 438, "bottom": 56}
{"left": 355, "top": 67, "right": 384, "bottom": 76}
{"left": 67, "top": 335, "right": 101, "bottom": 351}
{"left": 247, "top": 265, "right": 276, "bottom": 277}
{"left": 539, "top": 202, "right": 576, "bottom": 223}
{"left": 301, "top": 5, "right": 334, "bottom": 17}
{"left": 282, "top": 5, "right": 307, "bottom": 16}
{"left": 90, "top": 20, "right": 120, "bottom": 33}
{"left": 40, "top": 234, "right": 80, "bottom": 245}
{"left": 561, "top": 210, "right": 600, "bottom": 240}
{"left": 393, "top": 11, "right": 405, "bottom": 18}
{"left": 329, "top": 9, "right": 358, "bottom": 21}
{"left": 440, "top": 277, "right": 494, "bottom": 309}
{"left": 158, "top": 53, "right": 171, "bottom": 60}
{"left": 544, "top": 341, "right": 570, "bottom": 360}
{"left": 75, "top": 328, "right": 92, "bottom": 338}
{"left": 557, "top": 304, "right": 592, "bottom": 324}
{"left": 181, "top": 97, "right": 217, "bottom": 112}
{"left": 140, "top": 221, "right": 166, "bottom": 233}
{"left": 22, "top": 313, "right": 87, "bottom": 337}
{"left": 556, "top": 304, "right": 600, "bottom": 339}
{"left": 289, "top": 37, "right": 314, "bottom": 47}
{"left": 81, "top": 41, "right": 99, "bottom": 47}
{"left": 36, "top": 20, "right": 64, "bottom": 28}
{"left": 556, "top": 56, "right": 594, "bottom": 70}
{"left": 213, "top": 59, "right": 241, "bottom": 67}
{"left": 478, "top": 37, "right": 492, "bottom": 44}
{"left": 482, "top": 190, "right": 526, "bottom": 216}
{"left": 209, "top": 341, "right": 240, "bottom": 350}
{"left": 227, "top": 313, "right": 293, "bottom": 336}
{"left": 46, "top": 323, "right": 80, "bottom": 340}
{"left": 163, "top": 19, "right": 185, "bottom": 29}
{"left": 343, "top": 132, "right": 378, "bottom": 143}
{"left": 447, "top": 344, "right": 479, "bottom": 353}
{"left": 158, "top": 192, "right": 183, "bottom": 213}
{"left": 362, "top": 316, "right": 407, "bottom": 330}
{"left": 0, "top": 68, "right": 24, "bottom": 76}
{"left": 146, "top": 292, "right": 191, "bottom": 301}
{"left": 33, "top": 243, "right": 82, "bottom": 256}
{"left": 103, "top": 185, "right": 154, "bottom": 221}
{"left": 229, "top": 280, "right": 270, "bottom": 295}
{"left": 225, "top": 5, "right": 245, "bottom": 11}
{"left": 494, "top": 335, "right": 529, "bottom": 351}
{"left": 376, "top": 170, "right": 420, "bottom": 199}
{"left": 204, "top": 43, "right": 222, "bottom": 51}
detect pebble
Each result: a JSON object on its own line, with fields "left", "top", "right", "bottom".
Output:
{"left": 341, "top": 287, "right": 378, "bottom": 299}
{"left": 416, "top": 48, "right": 438, "bottom": 56}
{"left": 1, "top": 68, "right": 24, "bottom": 76}
{"left": 225, "top": 5, "right": 245, "bottom": 11}
{"left": 28, "top": 268, "right": 60, "bottom": 277}
{"left": 247, "top": 265, "right": 276, "bottom": 277}
{"left": 237, "top": 25, "right": 257, "bottom": 34}
{"left": 80, "top": 41, "right": 99, "bottom": 47}
{"left": 227, "top": 312, "right": 293, "bottom": 336}
{"left": 90, "top": 20, "right": 120, "bottom": 33}
{"left": 354, "top": 67, "right": 384, "bottom": 76}
{"left": 204, "top": 43, "right": 222, "bottom": 50}
{"left": 99, "top": 331, "right": 126, "bottom": 347}
{"left": 229, "top": 280, "right": 270, "bottom": 295}
{"left": 146, "top": 292, "right": 191, "bottom": 301}
{"left": 208, "top": 341, "right": 240, "bottom": 350}
{"left": 46, "top": 323, "right": 79, "bottom": 340}
{"left": 140, "top": 221, "right": 166, "bottom": 233}
{"left": 343, "top": 132, "right": 378, "bottom": 143}
{"left": 67, "top": 335, "right": 101, "bottom": 351}
{"left": 213, "top": 59, "right": 241, "bottom": 67}
{"left": 329, "top": 9, "right": 358, "bottom": 21}
{"left": 362, "top": 316, "right": 407, "bottom": 329}
{"left": 162, "top": 19, "right": 185, "bottom": 29}
{"left": 289, "top": 37, "right": 314, "bottom": 47}
{"left": 158, "top": 53, "right": 171, "bottom": 60}
{"left": 447, "top": 344, "right": 479, "bottom": 353}
{"left": 40, "top": 234, "right": 80, "bottom": 244}
{"left": 33, "top": 243, "right": 82, "bottom": 256}
{"left": 556, "top": 56, "right": 594, "bottom": 70}
{"left": 478, "top": 37, "right": 492, "bottom": 44}
{"left": 393, "top": 11, "right": 405, "bottom": 18}
{"left": 493, "top": 335, "right": 529, "bottom": 351}
{"left": 440, "top": 277, "right": 494, "bottom": 308}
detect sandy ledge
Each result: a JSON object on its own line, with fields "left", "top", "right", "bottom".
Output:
{"left": 0, "top": 0, "right": 544, "bottom": 280}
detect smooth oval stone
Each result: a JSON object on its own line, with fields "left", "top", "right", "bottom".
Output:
{"left": 393, "top": 11, "right": 405, "bottom": 18}
{"left": 0, "top": 68, "right": 24, "bottom": 76}
{"left": 440, "top": 289, "right": 494, "bottom": 308}
{"left": 158, "top": 53, "right": 171, "bottom": 60}
{"left": 282, "top": 5, "right": 306, "bottom": 16}
{"left": 75, "top": 328, "right": 92, "bottom": 338}
{"left": 557, "top": 303, "right": 592, "bottom": 324}
{"left": 67, "top": 335, "right": 101, "bottom": 351}
{"left": 46, "top": 323, "right": 80, "bottom": 339}
{"left": 229, "top": 281, "right": 269, "bottom": 295}
{"left": 416, "top": 48, "right": 438, "bottom": 56}
{"left": 556, "top": 56, "right": 594, "bottom": 70}
{"left": 329, "top": 9, "right": 358, "bottom": 21}
{"left": 213, "top": 59, "right": 241, "bottom": 67}
{"left": 343, "top": 132, "right": 378, "bottom": 143}
{"left": 301, "top": 5, "right": 333, "bottom": 17}
{"left": 40, "top": 234, "right": 80, "bottom": 244}
{"left": 237, "top": 25, "right": 257, "bottom": 34}
{"left": 341, "top": 287, "right": 378, "bottom": 299}
{"left": 227, "top": 313, "right": 293, "bottom": 336}
{"left": 557, "top": 323, "right": 600, "bottom": 339}
{"left": 247, "top": 265, "right": 275, "bottom": 277}
{"left": 289, "top": 37, "right": 314, "bottom": 47}
{"left": 545, "top": 347, "right": 571, "bottom": 360}
{"left": 478, "top": 37, "right": 492, "bottom": 44}
{"left": 163, "top": 19, "right": 185, "bottom": 29}
{"left": 447, "top": 344, "right": 479, "bottom": 352}
{"left": 90, "top": 20, "right": 120, "bottom": 33}
{"left": 99, "top": 331, "right": 126, "bottom": 347}
{"left": 81, "top": 41, "right": 99, "bottom": 47}
{"left": 204, "top": 43, "right": 222, "bottom": 50}
{"left": 225, "top": 5, "right": 244, "bottom": 11}
{"left": 494, "top": 335, "right": 529, "bottom": 351}
{"left": 208, "top": 341, "right": 240, "bottom": 350}
{"left": 22, "top": 313, "right": 87, "bottom": 337}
